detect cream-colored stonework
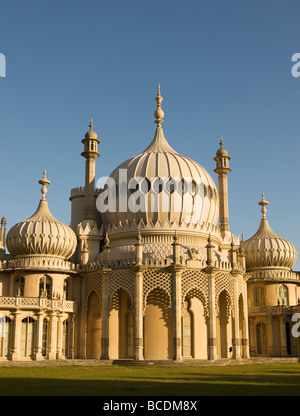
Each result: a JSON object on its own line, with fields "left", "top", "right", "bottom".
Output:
{"left": 0, "top": 87, "right": 299, "bottom": 362}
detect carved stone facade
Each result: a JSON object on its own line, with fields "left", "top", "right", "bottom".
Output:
{"left": 0, "top": 88, "right": 299, "bottom": 362}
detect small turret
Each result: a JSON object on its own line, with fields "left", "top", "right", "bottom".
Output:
{"left": 0, "top": 217, "right": 6, "bottom": 251}
{"left": 81, "top": 118, "right": 100, "bottom": 221}
{"left": 214, "top": 137, "right": 231, "bottom": 237}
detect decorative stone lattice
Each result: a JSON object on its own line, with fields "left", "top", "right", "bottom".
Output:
{"left": 237, "top": 275, "right": 247, "bottom": 319}
{"left": 214, "top": 271, "right": 234, "bottom": 316}
{"left": 85, "top": 273, "right": 102, "bottom": 312}
{"left": 108, "top": 269, "right": 135, "bottom": 305}
{"left": 181, "top": 270, "right": 209, "bottom": 315}
{"left": 143, "top": 269, "right": 172, "bottom": 314}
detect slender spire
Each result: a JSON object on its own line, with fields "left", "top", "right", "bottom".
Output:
{"left": 154, "top": 84, "right": 164, "bottom": 127}
{"left": 258, "top": 193, "right": 269, "bottom": 219}
{"left": 142, "top": 85, "right": 176, "bottom": 154}
{"left": 89, "top": 117, "right": 94, "bottom": 130}
{"left": 38, "top": 170, "right": 50, "bottom": 200}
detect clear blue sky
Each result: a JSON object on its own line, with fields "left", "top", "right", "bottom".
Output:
{"left": 1, "top": 0, "right": 300, "bottom": 269}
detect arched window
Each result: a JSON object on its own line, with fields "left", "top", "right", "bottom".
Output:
{"left": 21, "top": 317, "right": 35, "bottom": 358}
{"left": 39, "top": 276, "right": 52, "bottom": 299}
{"left": 62, "top": 320, "right": 69, "bottom": 358}
{"left": 0, "top": 316, "right": 11, "bottom": 358}
{"left": 63, "top": 279, "right": 69, "bottom": 300}
{"left": 15, "top": 276, "right": 25, "bottom": 297}
{"left": 254, "top": 286, "right": 265, "bottom": 306}
{"left": 279, "top": 285, "right": 288, "bottom": 306}
{"left": 256, "top": 322, "right": 267, "bottom": 355}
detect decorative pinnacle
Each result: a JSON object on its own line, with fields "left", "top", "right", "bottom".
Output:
{"left": 258, "top": 193, "right": 269, "bottom": 219}
{"left": 89, "top": 117, "right": 94, "bottom": 130}
{"left": 219, "top": 137, "right": 224, "bottom": 148}
{"left": 1, "top": 217, "right": 6, "bottom": 226}
{"left": 154, "top": 84, "right": 164, "bottom": 126}
{"left": 103, "top": 231, "right": 110, "bottom": 248}
{"left": 173, "top": 230, "right": 178, "bottom": 243}
{"left": 38, "top": 170, "right": 51, "bottom": 200}
{"left": 137, "top": 229, "right": 142, "bottom": 244}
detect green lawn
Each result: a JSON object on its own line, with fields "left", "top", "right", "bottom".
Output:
{"left": 0, "top": 362, "right": 300, "bottom": 396}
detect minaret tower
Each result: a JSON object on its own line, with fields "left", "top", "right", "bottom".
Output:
{"left": 0, "top": 216, "right": 6, "bottom": 252}
{"left": 81, "top": 118, "right": 100, "bottom": 220}
{"left": 214, "top": 137, "right": 231, "bottom": 238}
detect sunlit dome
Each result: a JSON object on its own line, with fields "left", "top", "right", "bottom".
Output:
{"left": 6, "top": 172, "right": 77, "bottom": 260}
{"left": 243, "top": 194, "right": 297, "bottom": 271}
{"left": 100, "top": 86, "right": 219, "bottom": 229}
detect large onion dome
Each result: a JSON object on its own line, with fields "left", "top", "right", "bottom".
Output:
{"left": 6, "top": 171, "right": 77, "bottom": 260}
{"left": 100, "top": 86, "right": 219, "bottom": 228}
{"left": 243, "top": 194, "right": 297, "bottom": 271}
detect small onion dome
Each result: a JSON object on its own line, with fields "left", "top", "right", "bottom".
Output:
{"left": 6, "top": 171, "right": 77, "bottom": 260}
{"left": 84, "top": 117, "right": 98, "bottom": 140}
{"left": 243, "top": 194, "right": 297, "bottom": 271}
{"left": 216, "top": 137, "right": 228, "bottom": 157}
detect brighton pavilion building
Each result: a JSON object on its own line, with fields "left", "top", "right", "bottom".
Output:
{"left": 0, "top": 87, "right": 299, "bottom": 362}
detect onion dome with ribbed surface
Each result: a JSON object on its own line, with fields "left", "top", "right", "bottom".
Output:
{"left": 100, "top": 86, "right": 219, "bottom": 228}
{"left": 243, "top": 194, "right": 297, "bottom": 271}
{"left": 6, "top": 171, "right": 77, "bottom": 260}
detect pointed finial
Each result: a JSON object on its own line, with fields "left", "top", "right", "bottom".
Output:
{"left": 137, "top": 229, "right": 142, "bottom": 244}
{"left": 219, "top": 136, "right": 224, "bottom": 147}
{"left": 38, "top": 170, "right": 51, "bottom": 200}
{"left": 230, "top": 236, "right": 236, "bottom": 251}
{"left": 89, "top": 117, "right": 94, "bottom": 130}
{"left": 1, "top": 217, "right": 6, "bottom": 226}
{"left": 103, "top": 231, "right": 110, "bottom": 248}
{"left": 258, "top": 193, "right": 269, "bottom": 219}
{"left": 174, "top": 230, "right": 178, "bottom": 242}
{"left": 154, "top": 84, "right": 164, "bottom": 126}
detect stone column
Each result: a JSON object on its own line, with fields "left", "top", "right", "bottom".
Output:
{"left": 11, "top": 310, "right": 21, "bottom": 361}
{"left": 232, "top": 275, "right": 241, "bottom": 359}
{"left": 101, "top": 272, "right": 110, "bottom": 360}
{"left": 208, "top": 272, "right": 217, "bottom": 360}
{"left": 134, "top": 269, "right": 144, "bottom": 360}
{"left": 279, "top": 315, "right": 287, "bottom": 357}
{"left": 268, "top": 315, "right": 274, "bottom": 356}
{"left": 34, "top": 311, "right": 44, "bottom": 361}
{"left": 241, "top": 283, "right": 250, "bottom": 358}
{"left": 249, "top": 316, "right": 255, "bottom": 356}
{"left": 56, "top": 314, "right": 64, "bottom": 360}
{"left": 172, "top": 268, "right": 182, "bottom": 361}
{"left": 47, "top": 312, "right": 58, "bottom": 360}
{"left": 79, "top": 278, "right": 87, "bottom": 359}
{"left": 69, "top": 314, "right": 76, "bottom": 359}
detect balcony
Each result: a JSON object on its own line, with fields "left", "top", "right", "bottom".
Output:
{"left": 0, "top": 296, "right": 77, "bottom": 313}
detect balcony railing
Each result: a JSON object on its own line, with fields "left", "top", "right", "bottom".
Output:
{"left": 249, "top": 304, "right": 300, "bottom": 315}
{"left": 0, "top": 296, "right": 76, "bottom": 312}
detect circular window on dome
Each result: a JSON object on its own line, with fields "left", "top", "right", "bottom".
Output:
{"left": 199, "top": 182, "right": 205, "bottom": 198}
{"left": 139, "top": 177, "right": 151, "bottom": 195}
{"left": 152, "top": 177, "right": 164, "bottom": 194}
{"left": 188, "top": 179, "right": 198, "bottom": 196}
{"left": 178, "top": 178, "right": 188, "bottom": 195}
{"left": 165, "top": 177, "right": 177, "bottom": 195}
{"left": 128, "top": 177, "right": 140, "bottom": 195}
